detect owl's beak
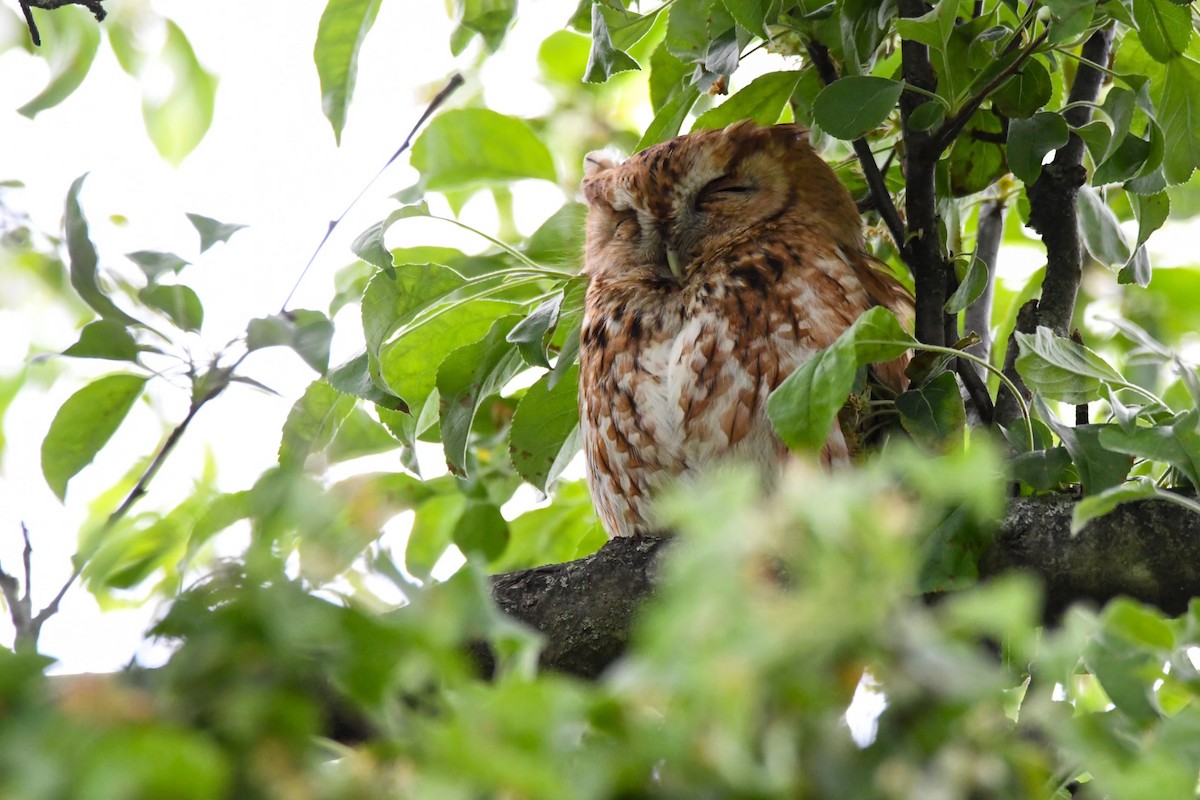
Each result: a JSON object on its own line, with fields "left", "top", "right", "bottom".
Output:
{"left": 665, "top": 247, "right": 682, "bottom": 278}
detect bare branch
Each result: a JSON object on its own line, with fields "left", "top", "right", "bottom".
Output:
{"left": 19, "top": 0, "right": 107, "bottom": 47}
{"left": 964, "top": 198, "right": 1005, "bottom": 370}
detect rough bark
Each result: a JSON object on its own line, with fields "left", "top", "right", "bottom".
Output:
{"left": 476, "top": 495, "right": 1200, "bottom": 679}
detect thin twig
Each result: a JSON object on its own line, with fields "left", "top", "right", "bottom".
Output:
{"left": 19, "top": 0, "right": 107, "bottom": 46}
{"left": 930, "top": 29, "right": 1050, "bottom": 154}
{"left": 280, "top": 73, "right": 465, "bottom": 312}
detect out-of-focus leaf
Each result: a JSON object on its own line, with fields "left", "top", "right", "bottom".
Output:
{"left": 17, "top": 7, "right": 100, "bottom": 117}
{"left": 509, "top": 364, "right": 581, "bottom": 491}
{"left": 41, "top": 374, "right": 147, "bottom": 500}
{"left": 411, "top": 109, "right": 555, "bottom": 192}
{"left": 141, "top": 22, "right": 217, "bottom": 165}
{"left": 314, "top": 0, "right": 383, "bottom": 143}
{"left": 126, "top": 250, "right": 190, "bottom": 282}
{"left": 453, "top": 500, "right": 509, "bottom": 562}
{"left": 186, "top": 213, "right": 247, "bottom": 253}
{"left": 492, "top": 480, "right": 603, "bottom": 572}
{"left": 246, "top": 309, "right": 334, "bottom": 374}
{"left": 62, "top": 320, "right": 141, "bottom": 362}
{"left": 406, "top": 493, "right": 466, "bottom": 579}
{"left": 1070, "top": 478, "right": 1159, "bottom": 533}
{"left": 139, "top": 284, "right": 203, "bottom": 332}
{"left": 65, "top": 175, "right": 139, "bottom": 326}
{"left": 450, "top": 0, "right": 516, "bottom": 54}
{"left": 812, "top": 76, "right": 903, "bottom": 140}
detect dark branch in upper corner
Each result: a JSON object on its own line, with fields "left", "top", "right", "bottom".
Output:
{"left": 19, "top": 0, "right": 106, "bottom": 47}
{"left": 803, "top": 42, "right": 909, "bottom": 257}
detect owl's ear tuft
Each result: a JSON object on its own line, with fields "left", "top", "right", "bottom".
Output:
{"left": 583, "top": 151, "right": 618, "bottom": 177}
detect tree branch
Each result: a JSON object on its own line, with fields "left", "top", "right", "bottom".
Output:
{"left": 994, "top": 25, "right": 1114, "bottom": 425}
{"left": 804, "top": 41, "right": 908, "bottom": 257}
{"left": 898, "top": 0, "right": 948, "bottom": 347}
{"left": 964, "top": 198, "right": 1004, "bottom": 371}
{"left": 19, "top": 0, "right": 106, "bottom": 46}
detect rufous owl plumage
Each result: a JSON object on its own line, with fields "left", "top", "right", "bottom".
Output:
{"left": 579, "top": 121, "right": 912, "bottom": 538}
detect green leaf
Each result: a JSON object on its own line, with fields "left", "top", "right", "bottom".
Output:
{"left": 1099, "top": 410, "right": 1200, "bottom": 488}
{"left": 406, "top": 494, "right": 465, "bottom": 579}
{"left": 17, "top": 7, "right": 100, "bottom": 118}
{"left": 246, "top": 309, "right": 334, "bottom": 374}
{"left": 851, "top": 306, "right": 918, "bottom": 363}
{"left": 1015, "top": 327, "right": 1125, "bottom": 404}
{"left": 451, "top": 0, "right": 516, "bottom": 54}
{"left": 768, "top": 337, "right": 856, "bottom": 452}
{"left": 314, "top": 0, "right": 383, "bottom": 144}
{"left": 65, "top": 175, "right": 139, "bottom": 326}
{"left": 1010, "top": 446, "right": 1073, "bottom": 490}
{"left": 692, "top": 71, "right": 803, "bottom": 131}
{"left": 1036, "top": 402, "right": 1133, "bottom": 495}
{"left": 139, "top": 284, "right": 204, "bottom": 332}
{"left": 1118, "top": 246, "right": 1153, "bottom": 287}
{"left": 1077, "top": 186, "right": 1131, "bottom": 267}
{"left": 437, "top": 316, "right": 526, "bottom": 477}
{"left": 328, "top": 351, "right": 408, "bottom": 411}
{"left": 186, "top": 213, "right": 248, "bottom": 253}
{"left": 493, "top": 480, "right": 603, "bottom": 572}
{"left": 139, "top": 22, "right": 217, "bottom": 165}
{"left": 636, "top": 82, "right": 702, "bottom": 150}
{"left": 507, "top": 292, "right": 564, "bottom": 369}
{"left": 1070, "top": 478, "right": 1159, "bottom": 533}
{"left": 895, "top": 0, "right": 957, "bottom": 50}
{"left": 649, "top": 41, "right": 691, "bottom": 113}
{"left": 1132, "top": 0, "right": 1192, "bottom": 63}
{"left": 452, "top": 500, "right": 510, "bottom": 562}
{"left": 948, "top": 112, "right": 1007, "bottom": 196}
{"left": 944, "top": 256, "right": 988, "bottom": 314}
{"left": 812, "top": 76, "right": 903, "bottom": 140}
{"left": 991, "top": 57, "right": 1052, "bottom": 118}
{"left": 1007, "top": 111, "right": 1069, "bottom": 184}
{"left": 278, "top": 380, "right": 356, "bottom": 469}
{"left": 666, "top": 0, "right": 713, "bottom": 63}
{"left": 1158, "top": 57, "right": 1200, "bottom": 185}
{"left": 509, "top": 364, "right": 582, "bottom": 491}
{"left": 896, "top": 371, "right": 967, "bottom": 449}
{"left": 62, "top": 320, "right": 141, "bottom": 362}
{"left": 412, "top": 109, "right": 556, "bottom": 192}
{"left": 524, "top": 204, "right": 588, "bottom": 267}
{"left": 41, "top": 374, "right": 147, "bottom": 500}
{"left": 1132, "top": 190, "right": 1170, "bottom": 248}
{"left": 908, "top": 100, "right": 946, "bottom": 131}
{"left": 585, "top": 4, "right": 641, "bottom": 83}
{"left": 126, "top": 250, "right": 191, "bottom": 282}
{"left": 722, "top": 0, "right": 777, "bottom": 36}
{"left": 1086, "top": 632, "right": 1163, "bottom": 725}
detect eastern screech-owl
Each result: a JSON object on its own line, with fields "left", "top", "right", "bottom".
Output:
{"left": 578, "top": 121, "right": 913, "bottom": 539}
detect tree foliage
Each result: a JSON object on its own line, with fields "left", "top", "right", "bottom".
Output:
{"left": 5, "top": 0, "right": 1200, "bottom": 797}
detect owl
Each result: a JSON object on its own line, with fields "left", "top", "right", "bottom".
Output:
{"left": 577, "top": 121, "right": 913, "bottom": 539}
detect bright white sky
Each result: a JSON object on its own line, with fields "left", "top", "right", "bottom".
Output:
{"left": 0, "top": 0, "right": 580, "bottom": 672}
